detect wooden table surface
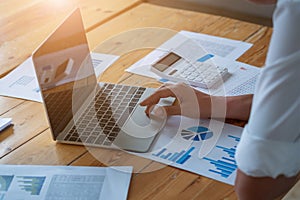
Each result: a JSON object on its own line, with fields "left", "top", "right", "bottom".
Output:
{"left": 1, "top": 1, "right": 299, "bottom": 199}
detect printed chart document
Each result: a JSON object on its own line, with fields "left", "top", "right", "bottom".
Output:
{"left": 0, "top": 53, "right": 119, "bottom": 102}
{"left": 126, "top": 31, "right": 259, "bottom": 96}
{"left": 0, "top": 58, "right": 41, "bottom": 102}
{"left": 179, "top": 30, "right": 253, "bottom": 60}
{"left": 126, "top": 30, "right": 253, "bottom": 76}
{"left": 0, "top": 165, "right": 132, "bottom": 200}
{"left": 196, "top": 58, "right": 260, "bottom": 96}
{"left": 90, "top": 52, "right": 119, "bottom": 78}
{"left": 132, "top": 117, "right": 242, "bottom": 185}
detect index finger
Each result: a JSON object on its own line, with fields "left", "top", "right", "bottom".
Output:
{"left": 140, "top": 87, "right": 175, "bottom": 106}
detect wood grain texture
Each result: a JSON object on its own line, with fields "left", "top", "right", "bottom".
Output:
{"left": 87, "top": 3, "right": 222, "bottom": 51}
{"left": 0, "top": 96, "right": 24, "bottom": 115}
{"left": 0, "top": 0, "right": 43, "bottom": 18}
{"left": 71, "top": 148, "right": 154, "bottom": 173}
{"left": 2, "top": 1, "right": 298, "bottom": 200}
{"left": 239, "top": 27, "right": 273, "bottom": 67}
{"left": 0, "top": 101, "right": 48, "bottom": 157}
{"left": 0, "top": 129, "right": 87, "bottom": 165}
{"left": 87, "top": 3, "right": 265, "bottom": 69}
{"left": 0, "top": 0, "right": 141, "bottom": 77}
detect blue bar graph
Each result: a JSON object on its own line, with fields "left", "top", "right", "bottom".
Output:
{"left": 203, "top": 157, "right": 237, "bottom": 178}
{"left": 216, "top": 146, "right": 236, "bottom": 158}
{"left": 169, "top": 151, "right": 185, "bottom": 162}
{"left": 161, "top": 153, "right": 172, "bottom": 159}
{"left": 153, "top": 148, "right": 167, "bottom": 157}
{"left": 228, "top": 135, "right": 240, "bottom": 142}
{"left": 176, "top": 147, "right": 195, "bottom": 164}
{"left": 152, "top": 147, "right": 195, "bottom": 165}
{"left": 17, "top": 176, "right": 46, "bottom": 195}
{"left": 203, "top": 135, "right": 240, "bottom": 178}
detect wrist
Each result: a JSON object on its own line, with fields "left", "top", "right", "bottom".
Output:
{"left": 226, "top": 95, "right": 253, "bottom": 120}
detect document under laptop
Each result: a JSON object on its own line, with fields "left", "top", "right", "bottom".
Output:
{"left": 32, "top": 8, "right": 173, "bottom": 152}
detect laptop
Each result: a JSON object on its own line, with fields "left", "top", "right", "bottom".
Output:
{"left": 32, "top": 8, "right": 173, "bottom": 152}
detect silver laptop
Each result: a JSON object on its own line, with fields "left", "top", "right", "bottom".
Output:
{"left": 32, "top": 8, "right": 173, "bottom": 152}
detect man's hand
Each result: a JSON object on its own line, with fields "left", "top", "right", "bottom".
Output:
{"left": 140, "top": 82, "right": 253, "bottom": 120}
{"left": 140, "top": 82, "right": 215, "bottom": 119}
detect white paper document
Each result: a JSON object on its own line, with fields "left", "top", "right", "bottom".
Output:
{"left": 0, "top": 118, "right": 12, "bottom": 132}
{"left": 133, "top": 117, "right": 243, "bottom": 185}
{"left": 126, "top": 31, "right": 260, "bottom": 96}
{"left": 0, "top": 58, "right": 42, "bottom": 102}
{"left": 0, "top": 165, "right": 132, "bottom": 200}
{"left": 126, "top": 30, "right": 253, "bottom": 77}
{"left": 196, "top": 59, "right": 260, "bottom": 96}
{"left": 0, "top": 53, "right": 119, "bottom": 103}
{"left": 179, "top": 30, "right": 253, "bottom": 60}
{"left": 91, "top": 52, "right": 119, "bottom": 78}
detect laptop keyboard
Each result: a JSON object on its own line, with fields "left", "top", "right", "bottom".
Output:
{"left": 63, "top": 83, "right": 146, "bottom": 146}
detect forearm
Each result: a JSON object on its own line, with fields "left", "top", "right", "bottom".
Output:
{"left": 200, "top": 94, "right": 253, "bottom": 120}
{"left": 235, "top": 169, "right": 300, "bottom": 200}
{"left": 225, "top": 94, "right": 253, "bottom": 121}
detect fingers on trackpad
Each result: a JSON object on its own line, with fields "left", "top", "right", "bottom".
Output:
{"left": 149, "top": 105, "right": 167, "bottom": 121}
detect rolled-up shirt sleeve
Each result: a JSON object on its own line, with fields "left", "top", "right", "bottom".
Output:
{"left": 235, "top": 0, "right": 300, "bottom": 179}
{"left": 236, "top": 51, "right": 300, "bottom": 178}
{"left": 236, "top": 125, "right": 300, "bottom": 178}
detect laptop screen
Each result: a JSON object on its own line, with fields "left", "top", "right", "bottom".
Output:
{"left": 32, "top": 8, "right": 97, "bottom": 139}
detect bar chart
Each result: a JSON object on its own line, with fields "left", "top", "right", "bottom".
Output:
{"left": 203, "top": 135, "right": 240, "bottom": 178}
{"left": 17, "top": 176, "right": 46, "bottom": 195}
{"left": 152, "top": 146, "right": 195, "bottom": 165}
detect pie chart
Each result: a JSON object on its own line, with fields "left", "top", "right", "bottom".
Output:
{"left": 181, "top": 126, "right": 213, "bottom": 141}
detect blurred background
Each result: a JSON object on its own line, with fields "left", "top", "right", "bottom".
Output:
{"left": 146, "top": 0, "right": 275, "bottom": 26}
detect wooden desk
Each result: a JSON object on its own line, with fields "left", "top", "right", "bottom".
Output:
{"left": 1, "top": 1, "right": 299, "bottom": 199}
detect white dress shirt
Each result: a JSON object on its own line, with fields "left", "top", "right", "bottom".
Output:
{"left": 235, "top": 0, "right": 300, "bottom": 178}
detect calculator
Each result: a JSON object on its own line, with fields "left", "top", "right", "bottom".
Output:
{"left": 151, "top": 52, "right": 229, "bottom": 88}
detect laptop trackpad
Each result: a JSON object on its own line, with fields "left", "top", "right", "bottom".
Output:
{"left": 113, "top": 96, "right": 174, "bottom": 152}
{"left": 121, "top": 105, "right": 166, "bottom": 138}
{"left": 127, "top": 105, "right": 151, "bottom": 127}
{"left": 113, "top": 105, "right": 166, "bottom": 153}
